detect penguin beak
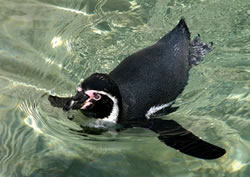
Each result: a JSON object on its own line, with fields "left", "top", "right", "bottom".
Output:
{"left": 63, "top": 92, "right": 89, "bottom": 111}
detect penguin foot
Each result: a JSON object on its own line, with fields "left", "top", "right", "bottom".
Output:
{"left": 189, "top": 34, "right": 214, "bottom": 66}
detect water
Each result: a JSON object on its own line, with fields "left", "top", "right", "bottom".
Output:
{"left": 0, "top": 0, "right": 249, "bottom": 176}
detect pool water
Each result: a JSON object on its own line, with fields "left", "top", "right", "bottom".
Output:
{"left": 0, "top": 0, "right": 249, "bottom": 176}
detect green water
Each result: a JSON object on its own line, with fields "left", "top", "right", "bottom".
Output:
{"left": 0, "top": 0, "right": 249, "bottom": 176}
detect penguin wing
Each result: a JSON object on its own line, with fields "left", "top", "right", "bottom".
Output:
{"left": 148, "top": 119, "right": 226, "bottom": 160}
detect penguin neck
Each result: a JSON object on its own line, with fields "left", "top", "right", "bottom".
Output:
{"left": 102, "top": 94, "right": 120, "bottom": 123}
{"left": 96, "top": 74, "right": 123, "bottom": 123}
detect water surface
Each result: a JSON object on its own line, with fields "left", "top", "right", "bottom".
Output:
{"left": 0, "top": 0, "right": 249, "bottom": 176}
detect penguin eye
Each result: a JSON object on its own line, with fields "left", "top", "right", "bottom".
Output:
{"left": 93, "top": 93, "right": 101, "bottom": 101}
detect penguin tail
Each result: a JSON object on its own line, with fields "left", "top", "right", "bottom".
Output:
{"left": 175, "top": 18, "right": 191, "bottom": 39}
{"left": 189, "top": 34, "right": 214, "bottom": 66}
{"left": 159, "top": 18, "right": 191, "bottom": 43}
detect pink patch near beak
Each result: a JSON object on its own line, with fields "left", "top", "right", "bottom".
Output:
{"left": 85, "top": 90, "right": 97, "bottom": 99}
{"left": 77, "top": 87, "right": 82, "bottom": 92}
{"left": 80, "top": 90, "right": 100, "bottom": 110}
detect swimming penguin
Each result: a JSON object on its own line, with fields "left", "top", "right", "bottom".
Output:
{"left": 48, "top": 19, "right": 226, "bottom": 159}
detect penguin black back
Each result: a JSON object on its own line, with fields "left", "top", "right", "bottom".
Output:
{"left": 109, "top": 19, "right": 191, "bottom": 120}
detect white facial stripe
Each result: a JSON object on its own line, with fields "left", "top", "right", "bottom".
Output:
{"left": 84, "top": 90, "right": 119, "bottom": 123}
{"left": 96, "top": 91, "right": 119, "bottom": 123}
{"left": 145, "top": 101, "right": 175, "bottom": 119}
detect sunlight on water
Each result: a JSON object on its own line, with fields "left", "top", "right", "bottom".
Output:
{"left": 0, "top": 0, "right": 249, "bottom": 176}
{"left": 51, "top": 36, "right": 63, "bottom": 48}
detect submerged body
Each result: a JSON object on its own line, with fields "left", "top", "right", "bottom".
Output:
{"left": 49, "top": 19, "right": 225, "bottom": 159}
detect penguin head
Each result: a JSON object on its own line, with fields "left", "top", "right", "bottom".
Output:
{"left": 63, "top": 73, "right": 122, "bottom": 122}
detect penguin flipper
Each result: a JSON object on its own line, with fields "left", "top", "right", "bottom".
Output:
{"left": 48, "top": 95, "right": 73, "bottom": 108}
{"left": 148, "top": 119, "right": 226, "bottom": 159}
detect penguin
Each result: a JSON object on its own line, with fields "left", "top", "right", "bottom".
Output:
{"left": 48, "top": 19, "right": 226, "bottom": 160}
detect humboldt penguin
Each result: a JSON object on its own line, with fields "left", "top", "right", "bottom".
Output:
{"left": 49, "top": 19, "right": 226, "bottom": 160}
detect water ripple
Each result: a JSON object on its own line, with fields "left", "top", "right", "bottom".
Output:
{"left": 95, "top": 0, "right": 107, "bottom": 18}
